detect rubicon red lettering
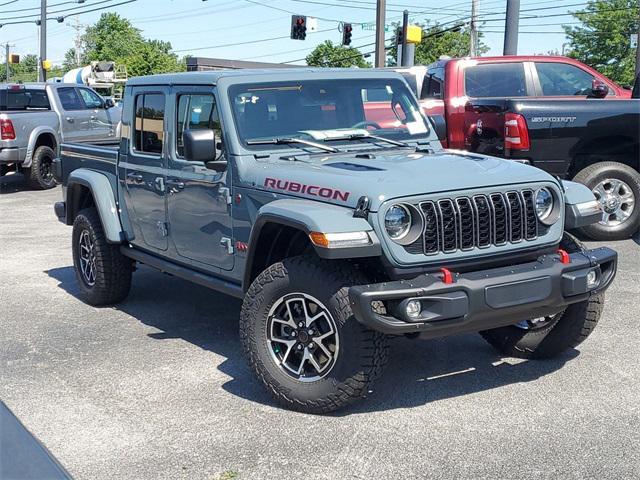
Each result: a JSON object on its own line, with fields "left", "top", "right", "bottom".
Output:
{"left": 264, "top": 177, "right": 350, "bottom": 202}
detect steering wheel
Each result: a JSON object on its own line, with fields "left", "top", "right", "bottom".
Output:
{"left": 351, "top": 120, "right": 382, "bottom": 130}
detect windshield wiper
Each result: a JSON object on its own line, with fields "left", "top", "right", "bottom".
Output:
{"left": 247, "top": 137, "right": 339, "bottom": 153}
{"left": 324, "top": 133, "right": 409, "bottom": 148}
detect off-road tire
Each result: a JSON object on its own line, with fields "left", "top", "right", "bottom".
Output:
{"left": 72, "top": 208, "right": 132, "bottom": 306}
{"left": 573, "top": 161, "right": 640, "bottom": 240}
{"left": 479, "top": 233, "right": 604, "bottom": 359}
{"left": 27, "top": 146, "right": 57, "bottom": 190}
{"left": 240, "top": 255, "right": 389, "bottom": 414}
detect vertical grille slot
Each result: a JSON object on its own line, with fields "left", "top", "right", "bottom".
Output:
{"left": 505, "top": 191, "right": 524, "bottom": 242}
{"left": 522, "top": 189, "right": 538, "bottom": 240}
{"left": 490, "top": 193, "right": 509, "bottom": 246}
{"left": 420, "top": 201, "right": 439, "bottom": 254}
{"left": 410, "top": 187, "right": 545, "bottom": 255}
{"left": 473, "top": 195, "right": 492, "bottom": 248}
{"left": 456, "top": 197, "right": 475, "bottom": 250}
{"left": 437, "top": 199, "right": 458, "bottom": 253}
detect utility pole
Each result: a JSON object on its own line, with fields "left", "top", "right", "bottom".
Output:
{"left": 503, "top": 0, "right": 520, "bottom": 55}
{"left": 5, "top": 44, "right": 10, "bottom": 83}
{"left": 38, "top": 0, "right": 47, "bottom": 82}
{"left": 70, "top": 17, "right": 85, "bottom": 67}
{"left": 375, "top": 0, "right": 386, "bottom": 67}
{"left": 400, "top": 9, "right": 408, "bottom": 66}
{"left": 470, "top": 0, "right": 479, "bottom": 57}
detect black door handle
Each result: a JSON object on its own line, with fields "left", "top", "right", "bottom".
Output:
{"left": 166, "top": 179, "right": 185, "bottom": 190}
{"left": 127, "top": 172, "right": 144, "bottom": 183}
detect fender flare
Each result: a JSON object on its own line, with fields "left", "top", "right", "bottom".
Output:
{"left": 243, "top": 199, "right": 380, "bottom": 290}
{"left": 67, "top": 169, "right": 124, "bottom": 243}
{"left": 561, "top": 180, "right": 601, "bottom": 229}
{"left": 23, "top": 127, "right": 60, "bottom": 168}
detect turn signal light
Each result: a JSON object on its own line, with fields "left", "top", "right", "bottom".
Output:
{"left": 309, "top": 231, "right": 371, "bottom": 249}
{"left": 0, "top": 119, "right": 16, "bottom": 140}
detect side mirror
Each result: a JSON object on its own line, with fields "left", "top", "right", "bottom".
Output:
{"left": 183, "top": 129, "right": 227, "bottom": 172}
{"left": 428, "top": 114, "right": 447, "bottom": 142}
{"left": 104, "top": 98, "right": 115, "bottom": 109}
{"left": 589, "top": 79, "right": 608, "bottom": 98}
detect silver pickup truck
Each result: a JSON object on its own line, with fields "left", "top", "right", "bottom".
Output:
{"left": 0, "top": 83, "right": 121, "bottom": 189}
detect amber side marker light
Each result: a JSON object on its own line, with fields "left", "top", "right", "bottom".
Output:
{"left": 309, "top": 231, "right": 371, "bottom": 249}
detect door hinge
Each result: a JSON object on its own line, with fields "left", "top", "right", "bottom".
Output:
{"left": 220, "top": 237, "right": 234, "bottom": 254}
{"left": 220, "top": 187, "right": 232, "bottom": 206}
{"left": 157, "top": 221, "right": 168, "bottom": 237}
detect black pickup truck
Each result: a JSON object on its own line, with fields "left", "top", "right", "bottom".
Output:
{"left": 403, "top": 58, "right": 640, "bottom": 240}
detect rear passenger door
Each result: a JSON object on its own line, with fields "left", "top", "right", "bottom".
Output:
{"left": 121, "top": 88, "right": 169, "bottom": 252}
{"left": 76, "top": 87, "right": 117, "bottom": 141}
{"left": 56, "top": 87, "right": 94, "bottom": 143}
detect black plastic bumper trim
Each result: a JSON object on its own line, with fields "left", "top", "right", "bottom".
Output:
{"left": 349, "top": 246, "right": 617, "bottom": 337}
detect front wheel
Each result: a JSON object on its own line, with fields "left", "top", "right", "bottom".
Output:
{"left": 240, "top": 256, "right": 389, "bottom": 414}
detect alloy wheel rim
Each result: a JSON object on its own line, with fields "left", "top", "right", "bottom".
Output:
{"left": 40, "top": 156, "right": 54, "bottom": 184}
{"left": 266, "top": 293, "right": 339, "bottom": 382}
{"left": 78, "top": 230, "right": 97, "bottom": 286}
{"left": 592, "top": 178, "right": 635, "bottom": 227}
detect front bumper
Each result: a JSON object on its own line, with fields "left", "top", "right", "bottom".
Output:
{"left": 349, "top": 247, "right": 617, "bottom": 337}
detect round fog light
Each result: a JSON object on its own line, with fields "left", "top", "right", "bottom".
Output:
{"left": 406, "top": 300, "right": 422, "bottom": 319}
{"left": 586, "top": 270, "right": 599, "bottom": 288}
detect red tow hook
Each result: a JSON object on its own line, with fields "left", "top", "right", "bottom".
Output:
{"left": 557, "top": 249, "right": 571, "bottom": 264}
{"left": 440, "top": 267, "right": 454, "bottom": 284}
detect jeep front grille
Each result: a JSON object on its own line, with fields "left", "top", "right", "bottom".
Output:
{"left": 407, "top": 190, "right": 538, "bottom": 255}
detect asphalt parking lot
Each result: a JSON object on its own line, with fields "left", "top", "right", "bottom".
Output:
{"left": 1, "top": 174, "right": 639, "bottom": 480}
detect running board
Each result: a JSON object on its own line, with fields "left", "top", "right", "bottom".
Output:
{"left": 120, "top": 247, "right": 244, "bottom": 298}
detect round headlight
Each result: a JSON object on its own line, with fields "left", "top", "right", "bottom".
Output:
{"left": 385, "top": 204, "right": 411, "bottom": 240}
{"left": 535, "top": 188, "right": 554, "bottom": 222}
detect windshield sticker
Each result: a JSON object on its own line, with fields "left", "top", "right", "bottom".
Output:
{"left": 406, "top": 121, "right": 427, "bottom": 135}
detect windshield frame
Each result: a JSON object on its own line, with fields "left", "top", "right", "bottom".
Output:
{"left": 227, "top": 77, "right": 431, "bottom": 152}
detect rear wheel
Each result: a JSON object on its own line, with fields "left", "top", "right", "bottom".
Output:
{"left": 573, "top": 161, "right": 639, "bottom": 240}
{"left": 240, "top": 255, "right": 389, "bottom": 413}
{"left": 27, "top": 146, "right": 57, "bottom": 190}
{"left": 72, "top": 208, "right": 132, "bottom": 306}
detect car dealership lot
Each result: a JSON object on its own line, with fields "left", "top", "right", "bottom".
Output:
{"left": 1, "top": 178, "right": 639, "bottom": 480}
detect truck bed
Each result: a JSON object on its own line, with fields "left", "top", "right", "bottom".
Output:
{"left": 58, "top": 142, "right": 120, "bottom": 184}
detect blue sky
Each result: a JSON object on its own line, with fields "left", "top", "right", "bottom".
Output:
{"left": 0, "top": 0, "right": 582, "bottom": 66}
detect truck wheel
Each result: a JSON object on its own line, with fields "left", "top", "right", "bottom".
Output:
{"left": 240, "top": 256, "right": 389, "bottom": 413}
{"left": 72, "top": 208, "right": 132, "bottom": 306}
{"left": 27, "top": 146, "right": 57, "bottom": 190}
{"left": 573, "top": 161, "right": 640, "bottom": 240}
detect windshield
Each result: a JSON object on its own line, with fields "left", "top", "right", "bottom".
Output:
{"left": 229, "top": 78, "right": 430, "bottom": 150}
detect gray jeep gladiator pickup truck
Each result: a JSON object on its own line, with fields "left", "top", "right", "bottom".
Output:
{"left": 0, "top": 82, "right": 120, "bottom": 189}
{"left": 54, "top": 69, "right": 617, "bottom": 413}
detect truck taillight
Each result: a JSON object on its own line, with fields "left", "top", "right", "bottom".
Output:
{"left": 504, "top": 113, "right": 530, "bottom": 151}
{"left": 0, "top": 119, "right": 16, "bottom": 140}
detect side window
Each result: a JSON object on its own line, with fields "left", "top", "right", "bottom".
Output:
{"left": 78, "top": 88, "right": 103, "bottom": 109}
{"left": 58, "top": 87, "right": 85, "bottom": 110}
{"left": 176, "top": 93, "right": 221, "bottom": 158}
{"left": 535, "top": 62, "right": 597, "bottom": 96}
{"left": 133, "top": 93, "right": 165, "bottom": 155}
{"left": 465, "top": 63, "right": 527, "bottom": 98}
{"left": 422, "top": 67, "right": 445, "bottom": 99}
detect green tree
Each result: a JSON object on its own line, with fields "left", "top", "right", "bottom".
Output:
{"left": 1, "top": 54, "right": 39, "bottom": 82}
{"left": 564, "top": 0, "right": 638, "bottom": 85}
{"left": 306, "top": 40, "right": 370, "bottom": 68}
{"left": 126, "top": 40, "right": 185, "bottom": 76}
{"left": 388, "top": 22, "right": 488, "bottom": 66}
{"left": 83, "top": 12, "right": 144, "bottom": 63}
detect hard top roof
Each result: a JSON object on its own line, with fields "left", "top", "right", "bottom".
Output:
{"left": 126, "top": 68, "right": 405, "bottom": 86}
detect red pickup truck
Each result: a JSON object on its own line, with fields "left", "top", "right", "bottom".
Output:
{"left": 392, "top": 56, "right": 639, "bottom": 240}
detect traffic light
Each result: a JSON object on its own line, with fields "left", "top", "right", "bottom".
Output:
{"left": 342, "top": 23, "right": 353, "bottom": 46}
{"left": 395, "top": 26, "right": 403, "bottom": 47}
{"left": 8, "top": 54, "right": 19, "bottom": 64}
{"left": 291, "top": 15, "right": 307, "bottom": 40}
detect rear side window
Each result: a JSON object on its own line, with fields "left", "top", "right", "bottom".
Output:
{"left": 422, "top": 67, "right": 445, "bottom": 99}
{"left": 0, "top": 89, "right": 50, "bottom": 110}
{"left": 465, "top": 63, "right": 527, "bottom": 97}
{"left": 58, "top": 87, "right": 85, "bottom": 110}
{"left": 535, "top": 62, "right": 597, "bottom": 96}
{"left": 134, "top": 93, "right": 165, "bottom": 155}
